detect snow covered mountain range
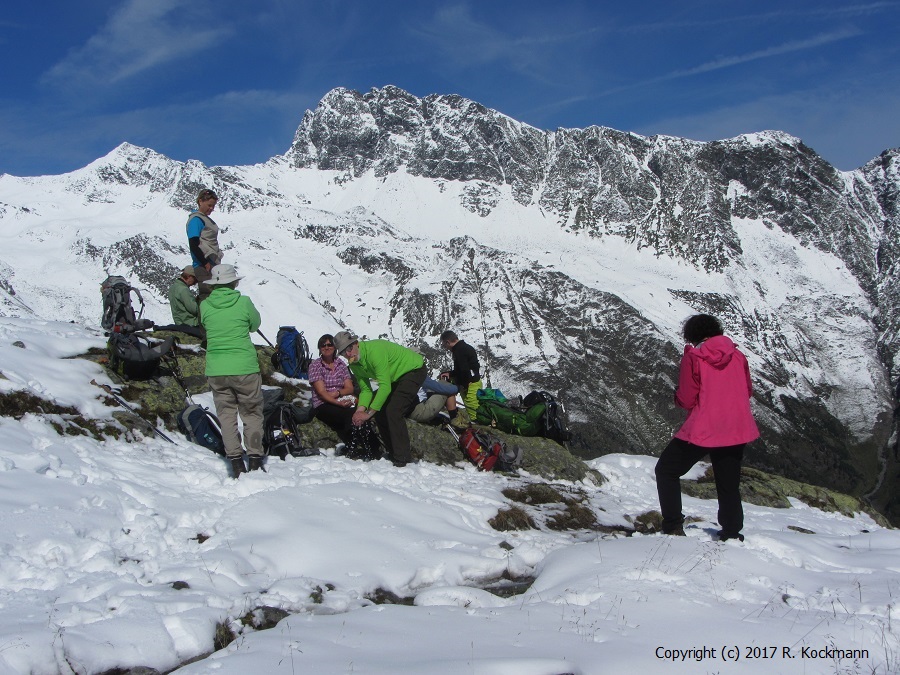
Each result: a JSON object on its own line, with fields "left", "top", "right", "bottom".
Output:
{"left": 0, "top": 85, "right": 898, "bottom": 517}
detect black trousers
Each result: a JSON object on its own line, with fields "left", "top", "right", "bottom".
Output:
{"left": 374, "top": 366, "right": 427, "bottom": 462}
{"left": 655, "top": 438, "right": 745, "bottom": 535}
{"left": 313, "top": 402, "right": 355, "bottom": 444}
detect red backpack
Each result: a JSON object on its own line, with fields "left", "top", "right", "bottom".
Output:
{"left": 458, "top": 427, "right": 504, "bottom": 471}
{"left": 446, "top": 425, "right": 523, "bottom": 471}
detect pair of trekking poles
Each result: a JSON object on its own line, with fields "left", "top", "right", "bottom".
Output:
{"left": 91, "top": 379, "right": 175, "bottom": 443}
{"left": 91, "top": 331, "right": 202, "bottom": 445}
{"left": 93, "top": 329, "right": 279, "bottom": 445}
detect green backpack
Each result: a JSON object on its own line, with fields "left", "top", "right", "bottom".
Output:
{"left": 474, "top": 399, "right": 546, "bottom": 436}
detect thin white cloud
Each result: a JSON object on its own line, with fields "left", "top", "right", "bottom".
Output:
{"left": 594, "top": 28, "right": 863, "bottom": 98}
{"left": 522, "top": 28, "right": 868, "bottom": 127}
{"left": 41, "top": 0, "right": 230, "bottom": 90}
{"left": 668, "top": 28, "right": 864, "bottom": 78}
{"left": 620, "top": 2, "right": 899, "bottom": 33}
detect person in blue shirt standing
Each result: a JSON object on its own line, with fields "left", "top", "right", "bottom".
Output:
{"left": 186, "top": 188, "right": 223, "bottom": 302}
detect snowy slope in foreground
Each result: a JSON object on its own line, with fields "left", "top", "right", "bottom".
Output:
{"left": 0, "top": 317, "right": 895, "bottom": 674}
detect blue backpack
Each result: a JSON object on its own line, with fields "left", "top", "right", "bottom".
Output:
{"left": 177, "top": 404, "right": 225, "bottom": 455}
{"left": 273, "top": 326, "right": 311, "bottom": 379}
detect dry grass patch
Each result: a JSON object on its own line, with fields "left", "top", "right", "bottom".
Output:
{"left": 547, "top": 501, "right": 598, "bottom": 531}
{"left": 502, "top": 483, "right": 565, "bottom": 505}
{"left": 0, "top": 390, "right": 121, "bottom": 440}
{"left": 489, "top": 505, "right": 537, "bottom": 531}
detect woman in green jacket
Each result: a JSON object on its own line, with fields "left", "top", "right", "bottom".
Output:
{"left": 201, "top": 265, "right": 264, "bottom": 478}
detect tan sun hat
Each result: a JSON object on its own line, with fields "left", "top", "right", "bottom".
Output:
{"left": 204, "top": 264, "right": 242, "bottom": 285}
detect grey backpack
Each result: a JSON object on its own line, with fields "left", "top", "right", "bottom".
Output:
{"left": 496, "top": 443, "right": 524, "bottom": 472}
{"left": 101, "top": 275, "right": 152, "bottom": 332}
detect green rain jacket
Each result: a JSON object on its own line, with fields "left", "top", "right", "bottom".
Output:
{"left": 167, "top": 277, "right": 200, "bottom": 326}
{"left": 348, "top": 340, "right": 425, "bottom": 411}
{"left": 200, "top": 287, "right": 261, "bottom": 376}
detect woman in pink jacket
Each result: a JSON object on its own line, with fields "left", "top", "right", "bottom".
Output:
{"left": 655, "top": 314, "right": 759, "bottom": 541}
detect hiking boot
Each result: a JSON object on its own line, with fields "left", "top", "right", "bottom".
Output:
{"left": 661, "top": 518, "right": 686, "bottom": 536}
{"left": 391, "top": 457, "right": 418, "bottom": 468}
{"left": 230, "top": 457, "right": 246, "bottom": 479}
{"left": 248, "top": 455, "right": 265, "bottom": 472}
{"left": 717, "top": 530, "right": 744, "bottom": 542}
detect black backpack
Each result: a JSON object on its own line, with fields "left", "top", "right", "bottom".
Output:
{"left": 107, "top": 333, "right": 174, "bottom": 381}
{"left": 262, "top": 387, "right": 286, "bottom": 418}
{"left": 263, "top": 402, "right": 319, "bottom": 459}
{"left": 177, "top": 404, "right": 225, "bottom": 455}
{"left": 522, "top": 391, "right": 571, "bottom": 442}
{"left": 271, "top": 326, "right": 311, "bottom": 378}
{"left": 101, "top": 275, "right": 153, "bottom": 333}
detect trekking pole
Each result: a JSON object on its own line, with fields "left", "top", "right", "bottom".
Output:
{"left": 444, "top": 423, "right": 461, "bottom": 443}
{"left": 90, "top": 379, "right": 175, "bottom": 443}
{"left": 162, "top": 351, "right": 194, "bottom": 406}
{"left": 257, "top": 329, "right": 284, "bottom": 373}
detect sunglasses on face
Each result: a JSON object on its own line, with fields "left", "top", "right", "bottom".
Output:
{"left": 320, "top": 343, "right": 335, "bottom": 349}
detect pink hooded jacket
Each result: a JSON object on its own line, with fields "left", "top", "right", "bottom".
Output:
{"left": 673, "top": 335, "right": 759, "bottom": 448}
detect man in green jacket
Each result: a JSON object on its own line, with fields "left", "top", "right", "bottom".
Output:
{"left": 333, "top": 331, "right": 426, "bottom": 467}
{"left": 167, "top": 266, "right": 200, "bottom": 327}
{"left": 201, "top": 264, "right": 264, "bottom": 478}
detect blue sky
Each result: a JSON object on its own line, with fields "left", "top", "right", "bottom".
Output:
{"left": 1, "top": 0, "right": 899, "bottom": 176}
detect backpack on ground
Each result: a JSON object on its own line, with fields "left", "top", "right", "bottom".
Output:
{"left": 474, "top": 399, "right": 545, "bottom": 436}
{"left": 476, "top": 388, "right": 508, "bottom": 404}
{"left": 455, "top": 427, "right": 521, "bottom": 471}
{"left": 264, "top": 401, "right": 319, "bottom": 459}
{"left": 496, "top": 443, "right": 523, "bottom": 472}
{"left": 261, "top": 386, "right": 312, "bottom": 424}
{"left": 107, "top": 333, "right": 174, "bottom": 381}
{"left": 262, "top": 387, "right": 286, "bottom": 418}
{"left": 101, "top": 275, "right": 153, "bottom": 333}
{"left": 522, "top": 390, "right": 571, "bottom": 442}
{"left": 177, "top": 404, "right": 225, "bottom": 455}
{"left": 272, "top": 326, "right": 311, "bottom": 379}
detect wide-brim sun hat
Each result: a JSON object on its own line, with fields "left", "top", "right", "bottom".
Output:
{"left": 333, "top": 330, "right": 358, "bottom": 355}
{"left": 204, "top": 264, "right": 243, "bottom": 286}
